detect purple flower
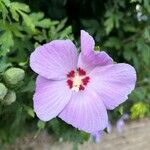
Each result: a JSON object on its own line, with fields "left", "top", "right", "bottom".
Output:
{"left": 116, "top": 114, "right": 129, "bottom": 134}
{"left": 107, "top": 121, "right": 112, "bottom": 134}
{"left": 30, "top": 30, "right": 136, "bottom": 133}
{"left": 91, "top": 122, "right": 112, "bottom": 143}
{"left": 91, "top": 131, "right": 104, "bottom": 143}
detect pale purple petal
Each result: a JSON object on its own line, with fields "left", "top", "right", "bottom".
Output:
{"left": 33, "top": 76, "right": 72, "bottom": 121}
{"left": 30, "top": 40, "right": 78, "bottom": 80}
{"left": 78, "top": 30, "right": 113, "bottom": 72}
{"left": 80, "top": 30, "right": 95, "bottom": 55}
{"left": 59, "top": 87, "right": 108, "bottom": 133}
{"left": 89, "top": 63, "right": 136, "bottom": 110}
{"left": 116, "top": 113, "right": 129, "bottom": 134}
{"left": 121, "top": 113, "right": 129, "bottom": 120}
{"left": 116, "top": 119, "right": 125, "bottom": 134}
{"left": 107, "top": 121, "right": 112, "bottom": 133}
{"left": 91, "top": 131, "right": 104, "bottom": 143}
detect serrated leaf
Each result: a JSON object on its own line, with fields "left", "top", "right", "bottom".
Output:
{"left": 20, "top": 12, "right": 36, "bottom": 33}
{"left": 143, "top": 27, "right": 150, "bottom": 41}
{"left": 104, "top": 16, "right": 114, "bottom": 34}
{"left": 1, "top": 0, "right": 10, "bottom": 6}
{"left": 30, "top": 12, "right": 44, "bottom": 20}
{"left": 10, "top": 2, "right": 30, "bottom": 13}
{"left": 36, "top": 19, "right": 52, "bottom": 28}
{"left": 59, "top": 26, "right": 72, "bottom": 39}
{"left": 9, "top": 7, "right": 19, "bottom": 21}
{"left": 0, "top": 1, "right": 8, "bottom": 20}
{"left": 0, "top": 31, "right": 14, "bottom": 56}
{"left": 30, "top": 12, "right": 54, "bottom": 28}
{"left": 56, "top": 18, "right": 67, "bottom": 32}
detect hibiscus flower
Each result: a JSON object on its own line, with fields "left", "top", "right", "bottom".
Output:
{"left": 30, "top": 30, "right": 136, "bottom": 133}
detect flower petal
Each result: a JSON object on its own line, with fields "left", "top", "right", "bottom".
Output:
{"left": 116, "top": 119, "right": 125, "bottom": 134}
{"left": 78, "top": 30, "right": 113, "bottom": 72}
{"left": 91, "top": 130, "right": 104, "bottom": 143}
{"left": 81, "top": 30, "right": 95, "bottom": 55}
{"left": 89, "top": 63, "right": 136, "bottom": 110}
{"left": 30, "top": 40, "right": 78, "bottom": 80}
{"left": 59, "top": 87, "right": 108, "bottom": 133}
{"left": 33, "top": 76, "right": 72, "bottom": 121}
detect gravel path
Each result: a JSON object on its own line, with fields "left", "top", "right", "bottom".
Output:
{"left": 6, "top": 119, "right": 150, "bottom": 150}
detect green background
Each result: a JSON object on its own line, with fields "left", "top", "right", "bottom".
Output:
{"left": 0, "top": 0, "right": 150, "bottom": 148}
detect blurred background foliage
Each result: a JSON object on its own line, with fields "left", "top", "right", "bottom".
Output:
{"left": 0, "top": 0, "right": 150, "bottom": 148}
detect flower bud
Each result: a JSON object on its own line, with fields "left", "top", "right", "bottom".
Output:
{"left": 2, "top": 90, "right": 16, "bottom": 105}
{"left": 4, "top": 67, "right": 25, "bottom": 85}
{"left": 0, "top": 83, "right": 8, "bottom": 100}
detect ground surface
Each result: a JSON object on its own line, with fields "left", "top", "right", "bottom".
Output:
{"left": 6, "top": 119, "right": 150, "bottom": 150}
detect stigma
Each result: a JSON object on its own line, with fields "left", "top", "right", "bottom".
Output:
{"left": 66, "top": 68, "right": 90, "bottom": 92}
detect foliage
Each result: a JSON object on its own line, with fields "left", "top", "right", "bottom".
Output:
{"left": 0, "top": 0, "right": 150, "bottom": 149}
{"left": 0, "top": 0, "right": 75, "bottom": 147}
{"left": 130, "top": 102, "right": 149, "bottom": 119}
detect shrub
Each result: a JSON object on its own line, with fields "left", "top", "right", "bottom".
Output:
{"left": 0, "top": 0, "right": 150, "bottom": 148}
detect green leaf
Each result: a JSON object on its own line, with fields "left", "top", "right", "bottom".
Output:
{"left": 104, "top": 37, "right": 121, "bottom": 49}
{"left": 143, "top": 27, "right": 150, "bottom": 41}
{"left": 59, "top": 26, "right": 73, "bottom": 39}
{"left": 123, "top": 42, "right": 135, "bottom": 61}
{"left": 130, "top": 87, "right": 147, "bottom": 101}
{"left": 56, "top": 18, "right": 67, "bottom": 32}
{"left": 30, "top": 12, "right": 52, "bottom": 28}
{"left": 104, "top": 16, "right": 114, "bottom": 34}
{"left": 0, "top": 57, "right": 12, "bottom": 73}
{"left": 114, "top": 12, "right": 123, "bottom": 28}
{"left": 137, "top": 39, "right": 150, "bottom": 65}
{"left": 30, "top": 12, "right": 44, "bottom": 20}
{"left": 21, "top": 80, "right": 35, "bottom": 92}
{"left": 123, "top": 24, "right": 136, "bottom": 32}
{"left": 9, "top": 7, "right": 19, "bottom": 21}
{"left": 8, "top": 2, "right": 30, "bottom": 21}
{"left": 0, "top": 83, "right": 8, "bottom": 100}
{"left": 1, "top": 0, "right": 11, "bottom": 6}
{"left": 37, "top": 19, "right": 52, "bottom": 28}
{"left": 9, "top": 2, "right": 30, "bottom": 13}
{"left": 0, "top": 31, "right": 14, "bottom": 56}
{"left": 131, "top": 102, "right": 149, "bottom": 119}
{"left": 10, "top": 23, "right": 24, "bottom": 38}
{"left": 0, "top": 1, "right": 8, "bottom": 20}
{"left": 24, "top": 106, "right": 35, "bottom": 118}
{"left": 20, "top": 12, "right": 36, "bottom": 33}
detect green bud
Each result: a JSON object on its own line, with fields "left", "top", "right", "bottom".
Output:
{"left": 0, "top": 83, "right": 8, "bottom": 100}
{"left": 4, "top": 67, "right": 25, "bottom": 85}
{"left": 94, "top": 46, "right": 100, "bottom": 51}
{"left": 2, "top": 90, "right": 16, "bottom": 105}
{"left": 37, "top": 120, "right": 45, "bottom": 129}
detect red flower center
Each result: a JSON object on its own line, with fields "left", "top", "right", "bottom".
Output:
{"left": 66, "top": 68, "right": 90, "bottom": 92}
